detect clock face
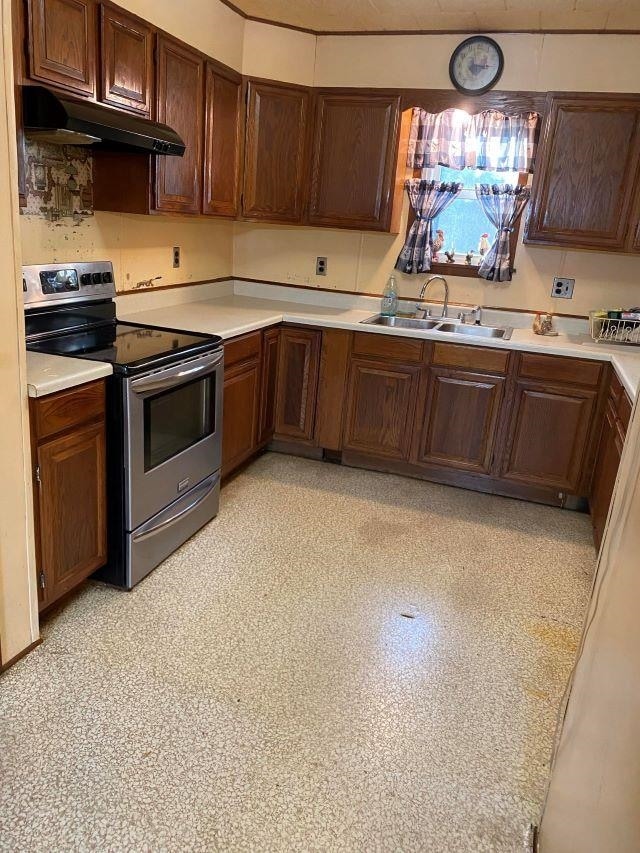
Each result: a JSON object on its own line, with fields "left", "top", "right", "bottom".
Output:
{"left": 449, "top": 37, "right": 504, "bottom": 95}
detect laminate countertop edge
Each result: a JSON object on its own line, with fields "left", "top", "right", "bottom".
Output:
{"left": 26, "top": 352, "right": 113, "bottom": 398}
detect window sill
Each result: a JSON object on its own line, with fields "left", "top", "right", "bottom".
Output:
{"left": 429, "top": 262, "right": 480, "bottom": 278}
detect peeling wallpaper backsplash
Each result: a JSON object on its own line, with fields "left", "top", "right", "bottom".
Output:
{"left": 22, "top": 140, "right": 93, "bottom": 222}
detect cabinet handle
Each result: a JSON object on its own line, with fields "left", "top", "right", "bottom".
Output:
{"left": 38, "top": 570, "right": 46, "bottom": 590}
{"left": 35, "top": 464, "right": 41, "bottom": 486}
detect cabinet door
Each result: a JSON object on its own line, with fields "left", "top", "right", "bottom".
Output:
{"left": 27, "top": 0, "right": 96, "bottom": 97}
{"left": 243, "top": 81, "right": 309, "bottom": 223}
{"left": 274, "top": 328, "right": 321, "bottom": 443}
{"left": 203, "top": 62, "right": 242, "bottom": 217}
{"left": 222, "top": 361, "right": 260, "bottom": 478}
{"left": 590, "top": 399, "right": 624, "bottom": 550}
{"left": 414, "top": 368, "right": 506, "bottom": 475}
{"left": 37, "top": 421, "right": 107, "bottom": 607}
{"left": 343, "top": 359, "right": 420, "bottom": 460}
{"left": 501, "top": 380, "right": 598, "bottom": 494}
{"left": 526, "top": 95, "right": 640, "bottom": 251}
{"left": 100, "top": 4, "right": 153, "bottom": 115}
{"left": 308, "top": 93, "right": 401, "bottom": 231}
{"left": 258, "top": 327, "right": 281, "bottom": 446}
{"left": 155, "top": 36, "right": 203, "bottom": 213}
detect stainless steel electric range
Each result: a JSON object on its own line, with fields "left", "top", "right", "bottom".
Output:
{"left": 24, "top": 261, "right": 224, "bottom": 589}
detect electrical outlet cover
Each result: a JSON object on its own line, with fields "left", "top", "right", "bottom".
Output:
{"left": 551, "top": 277, "right": 575, "bottom": 299}
{"left": 173, "top": 247, "right": 180, "bottom": 269}
{"left": 316, "top": 256, "right": 328, "bottom": 276}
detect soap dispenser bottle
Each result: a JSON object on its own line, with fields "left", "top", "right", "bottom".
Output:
{"left": 381, "top": 274, "right": 399, "bottom": 317}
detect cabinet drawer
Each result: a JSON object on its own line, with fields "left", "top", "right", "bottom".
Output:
{"left": 34, "top": 381, "right": 105, "bottom": 441}
{"left": 432, "top": 342, "right": 510, "bottom": 374}
{"left": 618, "top": 390, "right": 633, "bottom": 433}
{"left": 518, "top": 353, "right": 604, "bottom": 387}
{"left": 610, "top": 371, "right": 624, "bottom": 406}
{"left": 353, "top": 332, "right": 424, "bottom": 363}
{"left": 224, "top": 331, "right": 262, "bottom": 369}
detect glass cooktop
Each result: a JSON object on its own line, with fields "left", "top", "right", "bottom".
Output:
{"left": 28, "top": 322, "right": 222, "bottom": 376}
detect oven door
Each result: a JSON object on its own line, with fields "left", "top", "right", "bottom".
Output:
{"left": 124, "top": 349, "right": 223, "bottom": 530}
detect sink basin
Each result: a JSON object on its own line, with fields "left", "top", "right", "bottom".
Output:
{"left": 361, "top": 315, "right": 442, "bottom": 330}
{"left": 360, "top": 314, "right": 513, "bottom": 341}
{"left": 438, "top": 323, "right": 513, "bottom": 340}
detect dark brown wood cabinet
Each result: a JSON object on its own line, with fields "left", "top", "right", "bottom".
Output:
{"left": 526, "top": 94, "right": 640, "bottom": 251}
{"left": 258, "top": 327, "right": 281, "bottom": 446}
{"left": 222, "top": 331, "right": 261, "bottom": 478}
{"left": 30, "top": 381, "right": 107, "bottom": 611}
{"left": 243, "top": 81, "right": 310, "bottom": 223}
{"left": 203, "top": 61, "right": 243, "bottom": 217}
{"left": 274, "top": 327, "right": 321, "bottom": 443}
{"left": 100, "top": 4, "right": 153, "bottom": 115}
{"left": 27, "top": 0, "right": 97, "bottom": 97}
{"left": 155, "top": 35, "right": 204, "bottom": 213}
{"left": 308, "top": 92, "right": 402, "bottom": 231}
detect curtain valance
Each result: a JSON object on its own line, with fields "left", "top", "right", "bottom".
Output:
{"left": 407, "top": 107, "right": 540, "bottom": 173}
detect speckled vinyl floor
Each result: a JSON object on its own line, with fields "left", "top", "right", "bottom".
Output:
{"left": 0, "top": 453, "right": 594, "bottom": 853}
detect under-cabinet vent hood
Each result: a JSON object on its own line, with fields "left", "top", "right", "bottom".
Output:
{"left": 22, "top": 86, "right": 185, "bottom": 156}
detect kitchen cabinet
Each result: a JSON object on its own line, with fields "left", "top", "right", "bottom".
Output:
{"left": 203, "top": 61, "right": 243, "bottom": 217}
{"left": 155, "top": 35, "right": 204, "bottom": 214}
{"left": 308, "top": 92, "right": 402, "bottom": 231}
{"left": 274, "top": 327, "right": 321, "bottom": 443}
{"left": 315, "top": 329, "right": 352, "bottom": 451}
{"left": 258, "top": 326, "right": 281, "bottom": 446}
{"left": 222, "top": 331, "right": 262, "bottom": 478}
{"left": 29, "top": 380, "right": 107, "bottom": 611}
{"left": 27, "top": 0, "right": 97, "bottom": 97}
{"left": 100, "top": 4, "right": 154, "bottom": 115}
{"left": 526, "top": 94, "right": 640, "bottom": 252}
{"left": 243, "top": 81, "right": 310, "bottom": 223}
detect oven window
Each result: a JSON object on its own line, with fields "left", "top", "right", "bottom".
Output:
{"left": 144, "top": 374, "right": 215, "bottom": 471}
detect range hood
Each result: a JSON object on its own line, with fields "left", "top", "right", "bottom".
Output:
{"left": 22, "top": 86, "right": 185, "bottom": 156}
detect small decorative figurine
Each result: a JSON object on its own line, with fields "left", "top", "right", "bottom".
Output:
{"left": 444, "top": 249, "right": 456, "bottom": 263}
{"left": 478, "top": 233, "right": 490, "bottom": 257}
{"left": 465, "top": 249, "right": 475, "bottom": 266}
{"left": 431, "top": 228, "right": 445, "bottom": 262}
{"left": 533, "top": 312, "right": 558, "bottom": 336}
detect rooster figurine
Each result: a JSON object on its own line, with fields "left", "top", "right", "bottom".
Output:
{"left": 478, "top": 233, "right": 491, "bottom": 257}
{"left": 431, "top": 228, "right": 445, "bottom": 262}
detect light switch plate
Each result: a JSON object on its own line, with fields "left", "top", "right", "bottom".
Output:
{"left": 551, "top": 277, "right": 575, "bottom": 299}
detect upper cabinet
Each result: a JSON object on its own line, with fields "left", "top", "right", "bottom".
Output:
{"left": 27, "top": 0, "right": 97, "bottom": 97}
{"left": 155, "top": 35, "right": 204, "bottom": 214}
{"left": 308, "top": 92, "right": 402, "bottom": 231}
{"left": 242, "top": 81, "right": 310, "bottom": 223}
{"left": 100, "top": 4, "right": 153, "bottom": 115}
{"left": 526, "top": 94, "right": 640, "bottom": 252}
{"left": 203, "top": 61, "right": 243, "bottom": 217}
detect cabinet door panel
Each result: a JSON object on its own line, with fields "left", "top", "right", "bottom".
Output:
{"left": 37, "top": 420, "right": 106, "bottom": 606}
{"left": 526, "top": 95, "right": 640, "bottom": 250}
{"left": 309, "top": 93, "right": 401, "bottom": 230}
{"left": 258, "top": 327, "right": 281, "bottom": 446}
{"left": 100, "top": 4, "right": 153, "bottom": 114}
{"left": 222, "top": 361, "right": 260, "bottom": 477}
{"left": 502, "top": 381, "right": 598, "bottom": 493}
{"left": 343, "top": 359, "right": 419, "bottom": 460}
{"left": 590, "top": 399, "right": 623, "bottom": 550}
{"left": 28, "top": 0, "right": 96, "bottom": 96}
{"left": 243, "top": 81, "right": 309, "bottom": 223}
{"left": 274, "top": 328, "right": 321, "bottom": 443}
{"left": 416, "top": 369, "right": 505, "bottom": 475}
{"left": 156, "top": 36, "right": 203, "bottom": 213}
{"left": 203, "top": 62, "right": 242, "bottom": 217}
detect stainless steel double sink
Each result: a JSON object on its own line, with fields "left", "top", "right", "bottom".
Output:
{"left": 361, "top": 314, "right": 513, "bottom": 340}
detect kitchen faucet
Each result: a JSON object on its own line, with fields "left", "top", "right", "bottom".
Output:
{"left": 416, "top": 275, "right": 449, "bottom": 319}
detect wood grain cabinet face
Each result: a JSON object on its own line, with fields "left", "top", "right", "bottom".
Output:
{"left": 203, "top": 62, "right": 242, "bottom": 217}
{"left": 28, "top": 0, "right": 96, "bottom": 97}
{"left": 155, "top": 36, "right": 203, "bottom": 213}
{"left": 100, "top": 4, "right": 153, "bottom": 114}
{"left": 414, "top": 368, "right": 506, "bottom": 475}
{"left": 258, "top": 327, "right": 281, "bottom": 446}
{"left": 590, "top": 399, "right": 623, "bottom": 550}
{"left": 501, "top": 381, "right": 598, "bottom": 493}
{"left": 308, "top": 93, "right": 401, "bottom": 231}
{"left": 243, "top": 81, "right": 309, "bottom": 223}
{"left": 274, "top": 328, "right": 321, "bottom": 443}
{"left": 222, "top": 361, "right": 261, "bottom": 478}
{"left": 526, "top": 95, "right": 640, "bottom": 250}
{"left": 343, "top": 359, "right": 420, "bottom": 460}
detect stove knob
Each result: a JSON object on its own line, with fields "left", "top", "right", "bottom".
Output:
{"left": 91, "top": 272, "right": 102, "bottom": 285}
{"left": 80, "top": 273, "right": 92, "bottom": 286}
{"left": 102, "top": 271, "right": 113, "bottom": 284}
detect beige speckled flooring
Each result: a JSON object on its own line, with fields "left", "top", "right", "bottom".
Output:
{"left": 0, "top": 453, "right": 594, "bottom": 852}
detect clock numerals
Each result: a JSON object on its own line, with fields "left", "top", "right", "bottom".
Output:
{"left": 449, "top": 37, "right": 504, "bottom": 95}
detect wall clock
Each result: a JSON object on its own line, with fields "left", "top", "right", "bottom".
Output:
{"left": 449, "top": 36, "right": 504, "bottom": 95}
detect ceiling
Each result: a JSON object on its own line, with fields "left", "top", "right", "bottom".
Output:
{"left": 226, "top": 0, "right": 640, "bottom": 33}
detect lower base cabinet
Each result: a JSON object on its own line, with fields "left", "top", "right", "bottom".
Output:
{"left": 30, "top": 380, "right": 107, "bottom": 611}
{"left": 273, "top": 327, "right": 322, "bottom": 444}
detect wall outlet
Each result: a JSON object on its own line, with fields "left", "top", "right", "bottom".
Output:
{"left": 316, "top": 256, "right": 328, "bottom": 276}
{"left": 173, "top": 246, "right": 181, "bottom": 269}
{"left": 551, "top": 277, "right": 575, "bottom": 298}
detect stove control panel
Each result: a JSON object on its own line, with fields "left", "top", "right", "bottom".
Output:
{"left": 23, "top": 261, "right": 116, "bottom": 307}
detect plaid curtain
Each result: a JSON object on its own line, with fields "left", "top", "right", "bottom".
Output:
{"left": 407, "top": 108, "right": 540, "bottom": 173}
{"left": 475, "top": 184, "right": 531, "bottom": 282}
{"left": 395, "top": 180, "right": 462, "bottom": 275}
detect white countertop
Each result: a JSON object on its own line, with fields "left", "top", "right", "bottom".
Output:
{"left": 26, "top": 351, "right": 113, "bottom": 398}
{"left": 119, "top": 292, "right": 640, "bottom": 401}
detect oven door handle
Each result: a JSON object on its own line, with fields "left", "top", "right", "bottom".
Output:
{"left": 130, "top": 350, "right": 224, "bottom": 396}
{"left": 131, "top": 473, "right": 220, "bottom": 544}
